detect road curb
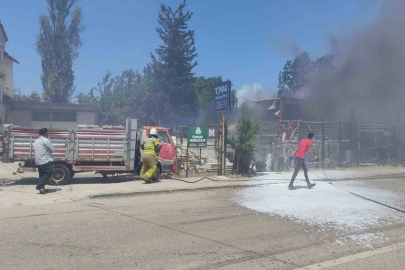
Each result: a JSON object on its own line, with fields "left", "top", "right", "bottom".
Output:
{"left": 88, "top": 172, "right": 405, "bottom": 199}
{"left": 89, "top": 181, "right": 290, "bottom": 199}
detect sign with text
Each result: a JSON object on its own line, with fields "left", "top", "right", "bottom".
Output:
{"left": 188, "top": 126, "right": 207, "bottom": 148}
{"left": 215, "top": 81, "right": 231, "bottom": 111}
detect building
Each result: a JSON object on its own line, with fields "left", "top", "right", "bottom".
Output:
{"left": 0, "top": 19, "right": 19, "bottom": 125}
{"left": 12, "top": 101, "right": 98, "bottom": 130}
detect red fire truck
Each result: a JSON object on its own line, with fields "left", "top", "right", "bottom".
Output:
{"left": 2, "top": 119, "right": 176, "bottom": 185}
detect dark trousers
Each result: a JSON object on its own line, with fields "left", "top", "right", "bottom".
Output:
{"left": 289, "top": 157, "right": 310, "bottom": 186}
{"left": 37, "top": 162, "right": 53, "bottom": 189}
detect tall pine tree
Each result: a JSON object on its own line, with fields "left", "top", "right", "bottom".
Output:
{"left": 36, "top": 0, "right": 85, "bottom": 103}
{"left": 149, "top": 0, "right": 198, "bottom": 123}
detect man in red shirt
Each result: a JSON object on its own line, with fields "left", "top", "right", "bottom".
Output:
{"left": 288, "top": 132, "right": 318, "bottom": 190}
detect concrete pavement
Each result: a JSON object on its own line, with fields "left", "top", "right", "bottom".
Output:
{"left": 1, "top": 184, "right": 405, "bottom": 269}
{"left": 1, "top": 162, "right": 405, "bottom": 207}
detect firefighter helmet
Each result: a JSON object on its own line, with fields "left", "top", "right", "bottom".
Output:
{"left": 149, "top": 128, "right": 158, "bottom": 136}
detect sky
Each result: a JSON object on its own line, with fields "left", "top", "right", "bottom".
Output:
{"left": 1, "top": 0, "right": 383, "bottom": 97}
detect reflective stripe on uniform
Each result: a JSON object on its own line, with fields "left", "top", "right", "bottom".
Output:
{"left": 142, "top": 137, "right": 161, "bottom": 155}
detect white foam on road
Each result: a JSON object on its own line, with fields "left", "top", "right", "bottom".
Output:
{"left": 235, "top": 181, "right": 403, "bottom": 247}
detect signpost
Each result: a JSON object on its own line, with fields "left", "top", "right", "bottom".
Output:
{"left": 214, "top": 81, "right": 231, "bottom": 176}
{"left": 215, "top": 81, "right": 231, "bottom": 112}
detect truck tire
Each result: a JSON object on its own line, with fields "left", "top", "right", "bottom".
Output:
{"left": 48, "top": 164, "right": 71, "bottom": 185}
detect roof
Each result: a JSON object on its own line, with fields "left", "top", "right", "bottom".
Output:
{"left": 13, "top": 101, "right": 98, "bottom": 112}
{"left": 253, "top": 98, "right": 279, "bottom": 102}
{"left": 0, "top": 20, "right": 8, "bottom": 42}
{"left": 253, "top": 97, "right": 303, "bottom": 103}
{"left": 4, "top": 52, "right": 19, "bottom": 64}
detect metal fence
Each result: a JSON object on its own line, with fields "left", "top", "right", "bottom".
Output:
{"left": 174, "top": 120, "right": 401, "bottom": 175}
{"left": 227, "top": 120, "right": 351, "bottom": 172}
{"left": 174, "top": 126, "right": 224, "bottom": 177}
{"left": 357, "top": 124, "right": 392, "bottom": 165}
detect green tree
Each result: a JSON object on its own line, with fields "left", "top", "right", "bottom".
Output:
{"left": 36, "top": 0, "right": 85, "bottom": 103}
{"left": 193, "top": 76, "right": 223, "bottom": 124}
{"left": 78, "top": 70, "right": 150, "bottom": 125}
{"left": 230, "top": 116, "right": 260, "bottom": 174}
{"left": 0, "top": 67, "right": 5, "bottom": 79}
{"left": 76, "top": 88, "right": 98, "bottom": 105}
{"left": 278, "top": 52, "right": 335, "bottom": 94}
{"left": 312, "top": 54, "right": 335, "bottom": 74}
{"left": 13, "top": 88, "right": 43, "bottom": 102}
{"left": 149, "top": 0, "right": 198, "bottom": 123}
{"left": 278, "top": 52, "right": 312, "bottom": 93}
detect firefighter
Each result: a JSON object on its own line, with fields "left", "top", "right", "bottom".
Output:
{"left": 140, "top": 128, "right": 162, "bottom": 183}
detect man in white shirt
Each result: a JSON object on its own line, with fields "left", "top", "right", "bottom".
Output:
{"left": 33, "top": 128, "right": 55, "bottom": 194}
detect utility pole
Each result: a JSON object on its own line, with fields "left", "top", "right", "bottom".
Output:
{"left": 321, "top": 121, "right": 325, "bottom": 168}
{"left": 218, "top": 112, "right": 223, "bottom": 176}
{"left": 274, "top": 111, "right": 281, "bottom": 172}
{"left": 397, "top": 101, "right": 400, "bottom": 136}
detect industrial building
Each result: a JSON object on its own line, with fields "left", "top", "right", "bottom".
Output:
{"left": 11, "top": 101, "right": 98, "bottom": 130}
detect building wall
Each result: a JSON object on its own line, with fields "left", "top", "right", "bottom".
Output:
{"left": 12, "top": 110, "right": 31, "bottom": 127}
{"left": 2, "top": 56, "right": 13, "bottom": 98}
{"left": 0, "top": 28, "right": 5, "bottom": 63}
{"left": 12, "top": 109, "right": 98, "bottom": 130}
{"left": 31, "top": 121, "right": 78, "bottom": 130}
{"left": 77, "top": 112, "right": 97, "bottom": 125}
{"left": 0, "top": 28, "right": 6, "bottom": 103}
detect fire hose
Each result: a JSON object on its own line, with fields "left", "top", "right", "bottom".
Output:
{"left": 0, "top": 161, "right": 25, "bottom": 179}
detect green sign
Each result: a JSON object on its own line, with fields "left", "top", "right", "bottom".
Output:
{"left": 188, "top": 126, "right": 207, "bottom": 148}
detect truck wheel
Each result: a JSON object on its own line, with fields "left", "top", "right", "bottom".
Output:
{"left": 48, "top": 164, "right": 71, "bottom": 185}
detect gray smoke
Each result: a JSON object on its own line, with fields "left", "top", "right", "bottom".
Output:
{"left": 275, "top": 36, "right": 302, "bottom": 58}
{"left": 304, "top": 0, "right": 405, "bottom": 124}
{"left": 236, "top": 84, "right": 275, "bottom": 120}
{"left": 236, "top": 84, "right": 274, "bottom": 105}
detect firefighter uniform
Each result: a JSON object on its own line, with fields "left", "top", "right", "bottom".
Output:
{"left": 140, "top": 130, "right": 161, "bottom": 182}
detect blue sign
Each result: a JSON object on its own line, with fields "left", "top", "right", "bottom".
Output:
{"left": 214, "top": 81, "right": 231, "bottom": 111}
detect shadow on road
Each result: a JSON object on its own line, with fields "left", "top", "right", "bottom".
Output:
{"left": 2, "top": 174, "right": 141, "bottom": 186}
{"left": 289, "top": 185, "right": 316, "bottom": 190}
{"left": 44, "top": 188, "right": 62, "bottom": 193}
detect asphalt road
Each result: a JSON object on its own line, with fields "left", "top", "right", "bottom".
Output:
{"left": 1, "top": 179, "right": 405, "bottom": 270}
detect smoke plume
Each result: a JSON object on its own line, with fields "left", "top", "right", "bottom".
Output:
{"left": 304, "top": 0, "right": 405, "bottom": 124}
{"left": 237, "top": 84, "right": 274, "bottom": 105}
